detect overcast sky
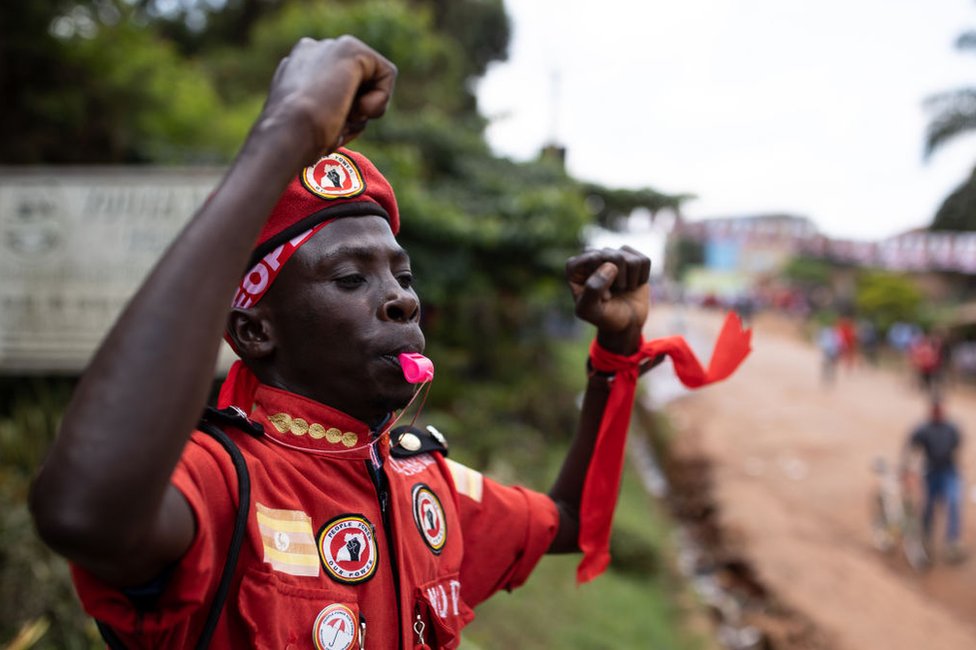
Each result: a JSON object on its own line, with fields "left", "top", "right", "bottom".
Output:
{"left": 476, "top": 0, "right": 976, "bottom": 241}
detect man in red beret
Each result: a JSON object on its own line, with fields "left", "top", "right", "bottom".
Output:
{"left": 30, "top": 36, "right": 654, "bottom": 648}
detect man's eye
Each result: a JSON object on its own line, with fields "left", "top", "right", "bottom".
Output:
{"left": 336, "top": 274, "right": 366, "bottom": 288}
{"left": 397, "top": 272, "right": 414, "bottom": 289}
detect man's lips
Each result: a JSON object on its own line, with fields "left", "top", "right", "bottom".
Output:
{"left": 379, "top": 347, "right": 422, "bottom": 368}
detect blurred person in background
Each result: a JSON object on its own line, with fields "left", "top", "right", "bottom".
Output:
{"left": 857, "top": 318, "right": 879, "bottom": 366}
{"left": 836, "top": 315, "right": 858, "bottom": 371}
{"left": 817, "top": 322, "right": 842, "bottom": 386}
{"left": 904, "top": 397, "right": 966, "bottom": 564}
{"left": 908, "top": 331, "right": 945, "bottom": 396}
{"left": 888, "top": 321, "right": 919, "bottom": 352}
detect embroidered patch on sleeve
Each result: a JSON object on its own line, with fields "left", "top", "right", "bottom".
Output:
{"left": 445, "top": 459, "right": 483, "bottom": 503}
{"left": 256, "top": 502, "right": 320, "bottom": 577}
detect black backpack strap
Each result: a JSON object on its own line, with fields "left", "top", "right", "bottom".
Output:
{"left": 193, "top": 413, "right": 252, "bottom": 650}
{"left": 96, "top": 407, "right": 256, "bottom": 650}
{"left": 95, "top": 620, "right": 127, "bottom": 650}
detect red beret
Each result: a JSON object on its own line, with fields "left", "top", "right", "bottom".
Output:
{"left": 249, "top": 147, "right": 399, "bottom": 266}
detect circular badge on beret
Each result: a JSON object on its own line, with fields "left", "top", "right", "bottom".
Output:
{"left": 317, "top": 514, "right": 378, "bottom": 584}
{"left": 302, "top": 153, "right": 366, "bottom": 200}
{"left": 312, "top": 603, "right": 358, "bottom": 650}
{"left": 412, "top": 484, "right": 447, "bottom": 554}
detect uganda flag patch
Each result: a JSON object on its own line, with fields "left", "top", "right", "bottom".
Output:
{"left": 445, "top": 459, "right": 483, "bottom": 503}
{"left": 256, "top": 502, "right": 320, "bottom": 577}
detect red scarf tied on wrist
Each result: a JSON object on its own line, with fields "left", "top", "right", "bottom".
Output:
{"left": 577, "top": 311, "right": 752, "bottom": 584}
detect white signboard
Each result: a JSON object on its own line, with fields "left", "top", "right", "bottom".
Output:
{"left": 0, "top": 167, "right": 238, "bottom": 373}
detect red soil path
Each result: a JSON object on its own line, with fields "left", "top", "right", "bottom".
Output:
{"left": 654, "top": 306, "right": 976, "bottom": 650}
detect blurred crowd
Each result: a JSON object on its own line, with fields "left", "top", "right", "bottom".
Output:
{"left": 815, "top": 317, "right": 954, "bottom": 392}
{"left": 651, "top": 279, "right": 976, "bottom": 393}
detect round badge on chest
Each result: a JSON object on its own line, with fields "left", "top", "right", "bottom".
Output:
{"left": 411, "top": 483, "right": 447, "bottom": 554}
{"left": 317, "top": 514, "right": 378, "bottom": 584}
{"left": 312, "top": 603, "right": 358, "bottom": 650}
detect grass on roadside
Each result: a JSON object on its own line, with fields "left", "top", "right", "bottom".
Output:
{"left": 460, "top": 448, "right": 714, "bottom": 650}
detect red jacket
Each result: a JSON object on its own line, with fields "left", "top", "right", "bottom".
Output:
{"left": 73, "top": 383, "right": 559, "bottom": 649}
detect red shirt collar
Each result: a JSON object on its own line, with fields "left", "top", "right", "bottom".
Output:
{"left": 250, "top": 383, "right": 387, "bottom": 458}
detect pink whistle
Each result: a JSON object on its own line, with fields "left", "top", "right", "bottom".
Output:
{"left": 398, "top": 352, "right": 434, "bottom": 384}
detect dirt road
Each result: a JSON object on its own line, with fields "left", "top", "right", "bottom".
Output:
{"left": 651, "top": 306, "right": 976, "bottom": 650}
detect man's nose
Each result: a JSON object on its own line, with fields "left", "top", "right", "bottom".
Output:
{"left": 380, "top": 282, "right": 420, "bottom": 323}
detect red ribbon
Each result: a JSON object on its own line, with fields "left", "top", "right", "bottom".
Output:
{"left": 576, "top": 311, "right": 752, "bottom": 584}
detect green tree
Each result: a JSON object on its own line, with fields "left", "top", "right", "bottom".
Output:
{"left": 0, "top": 0, "right": 247, "bottom": 163}
{"left": 855, "top": 271, "right": 923, "bottom": 332}
{"left": 925, "top": 16, "right": 976, "bottom": 231}
{"left": 924, "top": 28, "right": 976, "bottom": 159}
{"left": 582, "top": 183, "right": 694, "bottom": 231}
{"left": 931, "top": 165, "right": 976, "bottom": 231}
{"left": 667, "top": 237, "right": 705, "bottom": 281}
{"left": 782, "top": 255, "right": 833, "bottom": 288}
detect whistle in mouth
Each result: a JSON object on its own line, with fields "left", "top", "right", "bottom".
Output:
{"left": 398, "top": 352, "right": 434, "bottom": 384}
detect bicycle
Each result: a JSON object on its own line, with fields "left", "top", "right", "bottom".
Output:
{"left": 870, "top": 453, "right": 929, "bottom": 570}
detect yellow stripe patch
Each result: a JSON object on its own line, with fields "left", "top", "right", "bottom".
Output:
{"left": 257, "top": 510, "right": 315, "bottom": 533}
{"left": 446, "top": 459, "right": 483, "bottom": 503}
{"left": 255, "top": 503, "right": 319, "bottom": 577}
{"left": 262, "top": 545, "right": 320, "bottom": 566}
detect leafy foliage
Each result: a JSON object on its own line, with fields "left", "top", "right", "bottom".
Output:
{"left": 782, "top": 255, "right": 834, "bottom": 287}
{"left": 924, "top": 7, "right": 976, "bottom": 230}
{"left": 854, "top": 271, "right": 923, "bottom": 332}
{"left": 1, "top": 1, "right": 239, "bottom": 163}
{"left": 924, "top": 88, "right": 976, "bottom": 160}
{"left": 668, "top": 237, "right": 705, "bottom": 280}
{"left": 582, "top": 183, "right": 694, "bottom": 230}
{"left": 931, "top": 165, "right": 976, "bottom": 231}
{"left": 0, "top": 379, "right": 101, "bottom": 650}
{"left": 924, "top": 10, "right": 976, "bottom": 160}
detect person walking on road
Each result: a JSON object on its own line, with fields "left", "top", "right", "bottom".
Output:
{"left": 905, "top": 397, "right": 966, "bottom": 564}
{"left": 817, "top": 323, "right": 842, "bottom": 386}
{"left": 908, "top": 332, "right": 945, "bottom": 397}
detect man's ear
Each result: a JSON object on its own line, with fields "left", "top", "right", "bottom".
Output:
{"left": 227, "top": 306, "right": 276, "bottom": 360}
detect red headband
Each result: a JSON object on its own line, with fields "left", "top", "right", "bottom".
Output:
{"left": 233, "top": 220, "right": 332, "bottom": 308}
